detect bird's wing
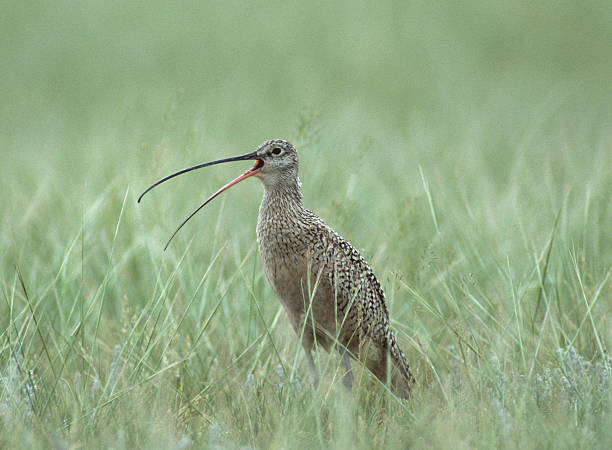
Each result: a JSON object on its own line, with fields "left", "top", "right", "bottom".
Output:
{"left": 306, "top": 217, "right": 392, "bottom": 350}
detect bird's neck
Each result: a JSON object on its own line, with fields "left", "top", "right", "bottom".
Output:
{"left": 259, "top": 177, "right": 305, "bottom": 220}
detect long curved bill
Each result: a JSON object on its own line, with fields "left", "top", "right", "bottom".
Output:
{"left": 138, "top": 150, "right": 262, "bottom": 250}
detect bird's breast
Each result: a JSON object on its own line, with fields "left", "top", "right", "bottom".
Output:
{"left": 257, "top": 218, "right": 324, "bottom": 297}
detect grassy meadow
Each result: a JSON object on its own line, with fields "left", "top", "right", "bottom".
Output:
{"left": 1, "top": 0, "right": 611, "bottom": 448}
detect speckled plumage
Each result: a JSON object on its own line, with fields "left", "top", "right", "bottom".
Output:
{"left": 253, "top": 139, "right": 415, "bottom": 397}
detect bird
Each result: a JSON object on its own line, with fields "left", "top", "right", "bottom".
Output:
{"left": 138, "top": 139, "right": 416, "bottom": 398}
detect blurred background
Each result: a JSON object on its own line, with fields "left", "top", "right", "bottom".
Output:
{"left": 2, "top": 0, "right": 610, "bottom": 181}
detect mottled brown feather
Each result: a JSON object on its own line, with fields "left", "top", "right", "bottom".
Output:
{"left": 254, "top": 139, "right": 415, "bottom": 397}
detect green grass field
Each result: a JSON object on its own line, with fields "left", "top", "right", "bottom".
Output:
{"left": 2, "top": 1, "right": 611, "bottom": 448}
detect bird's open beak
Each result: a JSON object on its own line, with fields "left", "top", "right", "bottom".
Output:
{"left": 138, "top": 150, "right": 263, "bottom": 250}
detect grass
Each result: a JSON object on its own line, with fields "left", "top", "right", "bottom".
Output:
{"left": 1, "top": 0, "right": 612, "bottom": 448}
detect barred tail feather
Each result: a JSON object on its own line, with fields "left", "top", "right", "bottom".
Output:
{"left": 389, "top": 333, "right": 416, "bottom": 398}
{"left": 360, "top": 332, "right": 416, "bottom": 398}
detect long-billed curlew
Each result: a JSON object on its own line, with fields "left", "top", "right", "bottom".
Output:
{"left": 139, "top": 139, "right": 416, "bottom": 397}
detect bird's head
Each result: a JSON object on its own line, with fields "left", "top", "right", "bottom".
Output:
{"left": 253, "top": 139, "right": 299, "bottom": 187}
{"left": 138, "top": 139, "right": 300, "bottom": 249}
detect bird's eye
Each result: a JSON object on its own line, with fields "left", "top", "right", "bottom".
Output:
{"left": 272, "top": 147, "right": 282, "bottom": 155}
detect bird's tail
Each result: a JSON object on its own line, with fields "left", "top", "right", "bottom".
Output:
{"left": 388, "top": 332, "right": 416, "bottom": 398}
{"left": 361, "top": 331, "right": 416, "bottom": 398}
